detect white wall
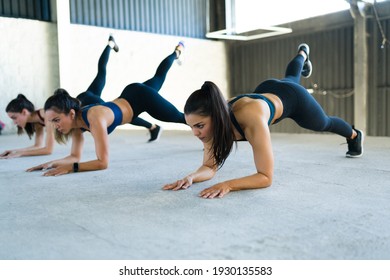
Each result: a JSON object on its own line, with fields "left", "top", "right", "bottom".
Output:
{"left": 0, "top": 17, "right": 59, "bottom": 134}
{"left": 0, "top": 17, "right": 229, "bottom": 133}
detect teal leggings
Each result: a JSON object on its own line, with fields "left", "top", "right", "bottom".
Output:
{"left": 254, "top": 55, "right": 353, "bottom": 138}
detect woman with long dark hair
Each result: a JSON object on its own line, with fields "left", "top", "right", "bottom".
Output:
{"left": 1, "top": 35, "right": 162, "bottom": 159}
{"left": 1, "top": 94, "right": 55, "bottom": 158}
{"left": 27, "top": 41, "right": 186, "bottom": 176}
{"left": 163, "top": 44, "right": 363, "bottom": 198}
{"left": 1, "top": 35, "right": 122, "bottom": 159}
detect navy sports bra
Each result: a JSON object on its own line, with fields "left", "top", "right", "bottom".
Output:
{"left": 228, "top": 94, "right": 275, "bottom": 140}
{"left": 81, "top": 102, "right": 123, "bottom": 134}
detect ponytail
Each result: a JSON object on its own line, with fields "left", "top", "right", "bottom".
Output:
{"left": 44, "top": 88, "right": 81, "bottom": 113}
{"left": 5, "top": 94, "right": 35, "bottom": 139}
{"left": 44, "top": 88, "right": 81, "bottom": 144}
{"left": 184, "top": 81, "right": 235, "bottom": 168}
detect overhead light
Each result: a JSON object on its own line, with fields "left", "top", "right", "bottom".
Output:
{"left": 206, "top": 0, "right": 351, "bottom": 41}
{"left": 206, "top": 26, "right": 292, "bottom": 41}
{"left": 206, "top": 0, "right": 293, "bottom": 41}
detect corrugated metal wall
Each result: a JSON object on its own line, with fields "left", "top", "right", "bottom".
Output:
{"left": 229, "top": 26, "right": 355, "bottom": 134}
{"left": 229, "top": 8, "right": 390, "bottom": 136}
{"left": 368, "top": 16, "right": 390, "bottom": 136}
{"left": 69, "top": 0, "right": 208, "bottom": 38}
{"left": 0, "top": 0, "right": 51, "bottom": 21}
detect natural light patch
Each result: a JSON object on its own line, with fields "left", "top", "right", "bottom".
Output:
{"left": 206, "top": 0, "right": 388, "bottom": 40}
{"left": 234, "top": 0, "right": 350, "bottom": 33}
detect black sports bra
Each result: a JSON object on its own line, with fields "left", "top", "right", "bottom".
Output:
{"left": 36, "top": 110, "right": 45, "bottom": 126}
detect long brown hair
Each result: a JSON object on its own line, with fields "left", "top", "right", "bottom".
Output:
{"left": 184, "top": 81, "right": 235, "bottom": 168}
{"left": 5, "top": 94, "right": 35, "bottom": 139}
{"left": 44, "top": 88, "right": 81, "bottom": 144}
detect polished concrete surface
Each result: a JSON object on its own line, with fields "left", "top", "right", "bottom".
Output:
{"left": 1, "top": 129, "right": 389, "bottom": 260}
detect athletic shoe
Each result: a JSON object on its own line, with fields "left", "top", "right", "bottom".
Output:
{"left": 175, "top": 41, "right": 185, "bottom": 65}
{"left": 346, "top": 127, "right": 364, "bottom": 158}
{"left": 298, "top": 43, "right": 310, "bottom": 56}
{"left": 148, "top": 125, "right": 163, "bottom": 142}
{"left": 108, "top": 35, "right": 119, "bottom": 52}
{"left": 301, "top": 60, "right": 312, "bottom": 78}
{"left": 298, "top": 43, "right": 312, "bottom": 78}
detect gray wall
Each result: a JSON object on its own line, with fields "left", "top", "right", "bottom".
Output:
{"left": 368, "top": 15, "right": 390, "bottom": 136}
{"left": 69, "top": 0, "right": 209, "bottom": 38}
{"left": 228, "top": 3, "right": 390, "bottom": 136}
{"left": 229, "top": 25, "right": 355, "bottom": 134}
{"left": 0, "top": 0, "right": 51, "bottom": 21}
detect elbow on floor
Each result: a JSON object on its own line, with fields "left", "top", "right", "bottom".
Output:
{"left": 97, "top": 161, "right": 109, "bottom": 170}
{"left": 42, "top": 150, "right": 53, "bottom": 156}
{"left": 260, "top": 176, "right": 273, "bottom": 189}
{"left": 254, "top": 173, "right": 273, "bottom": 189}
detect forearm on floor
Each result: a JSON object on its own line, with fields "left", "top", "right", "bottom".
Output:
{"left": 223, "top": 172, "right": 272, "bottom": 191}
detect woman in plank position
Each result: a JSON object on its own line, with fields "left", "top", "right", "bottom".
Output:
{"left": 28, "top": 41, "right": 186, "bottom": 176}
{"left": 1, "top": 35, "right": 162, "bottom": 159}
{"left": 164, "top": 44, "right": 363, "bottom": 198}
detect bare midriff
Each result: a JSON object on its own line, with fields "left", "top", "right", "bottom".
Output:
{"left": 112, "top": 98, "right": 134, "bottom": 124}
{"left": 261, "top": 93, "right": 284, "bottom": 124}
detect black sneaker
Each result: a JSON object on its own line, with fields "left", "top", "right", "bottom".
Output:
{"left": 298, "top": 43, "right": 312, "bottom": 78}
{"left": 108, "top": 35, "right": 119, "bottom": 52}
{"left": 148, "top": 125, "right": 162, "bottom": 142}
{"left": 346, "top": 128, "right": 364, "bottom": 158}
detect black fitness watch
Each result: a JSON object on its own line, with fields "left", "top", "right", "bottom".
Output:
{"left": 73, "top": 162, "right": 79, "bottom": 173}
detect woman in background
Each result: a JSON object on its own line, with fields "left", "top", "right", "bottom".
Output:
{"left": 76, "top": 35, "right": 163, "bottom": 142}
{"left": 1, "top": 35, "right": 161, "bottom": 159}
{"left": 27, "top": 41, "right": 186, "bottom": 176}
{"left": 1, "top": 94, "right": 55, "bottom": 158}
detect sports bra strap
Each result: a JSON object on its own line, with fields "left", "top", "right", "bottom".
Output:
{"left": 36, "top": 110, "right": 45, "bottom": 126}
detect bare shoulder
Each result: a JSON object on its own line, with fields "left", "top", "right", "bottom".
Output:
{"left": 232, "top": 98, "right": 270, "bottom": 128}
{"left": 87, "top": 106, "right": 107, "bottom": 122}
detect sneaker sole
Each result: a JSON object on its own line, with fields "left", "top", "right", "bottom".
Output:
{"left": 298, "top": 43, "right": 310, "bottom": 57}
{"left": 302, "top": 60, "right": 312, "bottom": 78}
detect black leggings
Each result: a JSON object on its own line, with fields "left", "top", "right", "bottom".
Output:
{"left": 77, "top": 46, "right": 154, "bottom": 129}
{"left": 254, "top": 55, "right": 353, "bottom": 138}
{"left": 119, "top": 52, "right": 186, "bottom": 124}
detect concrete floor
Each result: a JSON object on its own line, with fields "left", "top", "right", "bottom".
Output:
{"left": 0, "top": 129, "right": 389, "bottom": 260}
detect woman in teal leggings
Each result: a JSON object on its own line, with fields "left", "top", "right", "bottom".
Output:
{"left": 164, "top": 43, "right": 363, "bottom": 198}
{"left": 77, "top": 35, "right": 162, "bottom": 142}
{"left": 28, "top": 41, "right": 186, "bottom": 176}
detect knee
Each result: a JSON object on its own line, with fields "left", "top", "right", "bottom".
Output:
{"left": 314, "top": 121, "right": 332, "bottom": 132}
{"left": 296, "top": 117, "right": 331, "bottom": 132}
